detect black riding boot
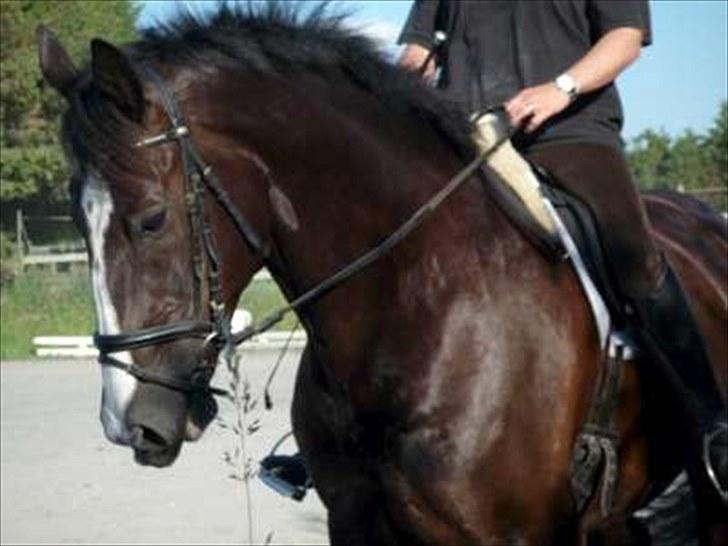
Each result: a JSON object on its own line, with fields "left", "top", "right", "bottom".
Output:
{"left": 632, "top": 263, "right": 727, "bottom": 503}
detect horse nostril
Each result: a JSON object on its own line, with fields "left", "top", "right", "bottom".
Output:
{"left": 130, "top": 425, "right": 168, "bottom": 452}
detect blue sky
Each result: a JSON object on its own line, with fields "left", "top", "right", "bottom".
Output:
{"left": 136, "top": 1, "right": 728, "bottom": 142}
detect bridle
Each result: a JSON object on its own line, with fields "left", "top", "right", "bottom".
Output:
{"left": 93, "top": 65, "right": 510, "bottom": 398}
{"left": 94, "top": 67, "right": 269, "bottom": 397}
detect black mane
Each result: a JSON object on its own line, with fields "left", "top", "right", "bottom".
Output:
{"left": 64, "top": 1, "right": 476, "bottom": 196}
{"left": 133, "top": 2, "right": 475, "bottom": 159}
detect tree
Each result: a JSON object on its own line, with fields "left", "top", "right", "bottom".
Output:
{"left": 667, "top": 130, "right": 712, "bottom": 191}
{"left": 627, "top": 129, "right": 673, "bottom": 189}
{"left": 628, "top": 102, "right": 728, "bottom": 190}
{"left": 704, "top": 101, "right": 727, "bottom": 189}
{"left": 1, "top": 1, "right": 139, "bottom": 223}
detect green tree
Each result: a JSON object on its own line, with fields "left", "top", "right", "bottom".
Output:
{"left": 1, "top": 0, "right": 138, "bottom": 221}
{"left": 628, "top": 102, "right": 727, "bottom": 210}
{"left": 704, "top": 101, "right": 727, "bottom": 189}
{"left": 666, "top": 130, "right": 712, "bottom": 191}
{"left": 627, "top": 129, "right": 673, "bottom": 189}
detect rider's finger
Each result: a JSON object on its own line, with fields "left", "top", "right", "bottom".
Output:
{"left": 423, "top": 58, "right": 437, "bottom": 79}
{"left": 525, "top": 111, "right": 546, "bottom": 133}
{"left": 508, "top": 102, "right": 535, "bottom": 128}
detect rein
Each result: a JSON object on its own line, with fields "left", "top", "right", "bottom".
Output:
{"left": 94, "top": 66, "right": 510, "bottom": 397}
{"left": 230, "top": 131, "right": 507, "bottom": 345}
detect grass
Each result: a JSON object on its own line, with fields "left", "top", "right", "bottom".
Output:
{"left": 0, "top": 267, "right": 294, "bottom": 360}
{"left": 0, "top": 266, "right": 94, "bottom": 359}
{"left": 239, "top": 278, "right": 298, "bottom": 332}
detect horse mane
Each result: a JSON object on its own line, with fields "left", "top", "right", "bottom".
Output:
{"left": 63, "top": 1, "right": 477, "bottom": 206}
{"left": 133, "top": 1, "right": 476, "bottom": 159}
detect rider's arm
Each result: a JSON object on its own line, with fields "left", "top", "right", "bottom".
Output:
{"left": 572, "top": 0, "right": 651, "bottom": 93}
{"left": 507, "top": 0, "right": 651, "bottom": 132}
{"left": 565, "top": 27, "right": 644, "bottom": 96}
{"left": 507, "top": 27, "right": 644, "bottom": 132}
{"left": 397, "top": 0, "right": 441, "bottom": 79}
{"left": 398, "top": 44, "right": 435, "bottom": 78}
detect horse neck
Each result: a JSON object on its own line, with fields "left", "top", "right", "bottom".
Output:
{"left": 194, "top": 70, "right": 517, "bottom": 361}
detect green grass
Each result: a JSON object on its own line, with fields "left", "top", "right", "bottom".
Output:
{"left": 0, "top": 267, "right": 95, "bottom": 359}
{"left": 239, "top": 280, "right": 299, "bottom": 332}
{"left": 0, "top": 268, "right": 294, "bottom": 360}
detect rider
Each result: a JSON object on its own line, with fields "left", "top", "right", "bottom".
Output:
{"left": 398, "top": 0, "right": 727, "bottom": 502}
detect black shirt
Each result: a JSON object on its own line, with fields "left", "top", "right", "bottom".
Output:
{"left": 398, "top": 0, "right": 651, "bottom": 151}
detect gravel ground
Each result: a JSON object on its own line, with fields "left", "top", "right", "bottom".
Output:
{"left": 1, "top": 354, "right": 702, "bottom": 545}
{"left": 0, "top": 352, "right": 328, "bottom": 545}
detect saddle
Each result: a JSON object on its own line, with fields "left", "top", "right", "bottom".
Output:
{"left": 472, "top": 111, "right": 638, "bottom": 516}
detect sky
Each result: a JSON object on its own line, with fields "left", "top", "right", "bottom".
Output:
{"left": 136, "top": 0, "right": 728, "bottom": 142}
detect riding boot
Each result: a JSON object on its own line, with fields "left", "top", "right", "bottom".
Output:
{"left": 631, "top": 262, "right": 727, "bottom": 503}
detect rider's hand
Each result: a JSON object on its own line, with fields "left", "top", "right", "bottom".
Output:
{"left": 505, "top": 83, "right": 572, "bottom": 133}
{"left": 398, "top": 43, "right": 437, "bottom": 82}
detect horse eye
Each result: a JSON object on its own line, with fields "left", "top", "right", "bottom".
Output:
{"left": 138, "top": 209, "right": 167, "bottom": 235}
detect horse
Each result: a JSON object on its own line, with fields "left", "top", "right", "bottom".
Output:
{"left": 37, "top": 5, "right": 727, "bottom": 545}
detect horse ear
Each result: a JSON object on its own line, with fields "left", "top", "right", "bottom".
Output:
{"left": 36, "top": 25, "right": 79, "bottom": 99}
{"left": 91, "top": 38, "right": 145, "bottom": 123}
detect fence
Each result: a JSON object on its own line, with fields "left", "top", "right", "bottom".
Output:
{"left": 13, "top": 209, "right": 277, "bottom": 277}
{"left": 675, "top": 185, "right": 728, "bottom": 212}
{"left": 14, "top": 209, "right": 85, "bottom": 271}
{"left": 12, "top": 185, "right": 727, "bottom": 271}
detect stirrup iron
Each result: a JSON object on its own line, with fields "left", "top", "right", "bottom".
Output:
{"left": 259, "top": 432, "right": 312, "bottom": 502}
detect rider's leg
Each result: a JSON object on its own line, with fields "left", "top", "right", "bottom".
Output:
{"left": 525, "top": 142, "right": 727, "bottom": 502}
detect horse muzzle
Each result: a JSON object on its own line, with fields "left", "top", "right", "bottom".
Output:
{"left": 126, "top": 382, "right": 188, "bottom": 467}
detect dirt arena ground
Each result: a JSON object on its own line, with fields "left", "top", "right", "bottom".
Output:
{"left": 1, "top": 351, "right": 699, "bottom": 545}
{"left": 0, "top": 351, "right": 329, "bottom": 545}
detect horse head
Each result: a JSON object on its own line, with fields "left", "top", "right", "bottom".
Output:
{"left": 38, "top": 27, "right": 270, "bottom": 466}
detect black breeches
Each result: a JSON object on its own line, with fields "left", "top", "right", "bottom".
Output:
{"left": 525, "top": 142, "right": 664, "bottom": 300}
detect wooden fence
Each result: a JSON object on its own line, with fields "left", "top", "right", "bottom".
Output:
{"left": 13, "top": 208, "right": 273, "bottom": 280}
{"left": 13, "top": 185, "right": 726, "bottom": 272}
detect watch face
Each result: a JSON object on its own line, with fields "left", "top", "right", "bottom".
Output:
{"left": 556, "top": 74, "right": 577, "bottom": 96}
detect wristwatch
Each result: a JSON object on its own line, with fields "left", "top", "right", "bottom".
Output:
{"left": 555, "top": 73, "right": 580, "bottom": 101}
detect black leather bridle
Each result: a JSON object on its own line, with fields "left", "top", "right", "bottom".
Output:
{"left": 93, "top": 66, "right": 508, "bottom": 398}
{"left": 94, "top": 67, "right": 269, "bottom": 397}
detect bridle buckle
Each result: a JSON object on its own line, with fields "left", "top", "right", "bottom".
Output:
{"left": 203, "top": 331, "right": 222, "bottom": 349}
{"left": 136, "top": 125, "right": 189, "bottom": 148}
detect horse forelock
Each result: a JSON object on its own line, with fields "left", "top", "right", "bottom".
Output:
{"left": 63, "top": 74, "right": 149, "bottom": 207}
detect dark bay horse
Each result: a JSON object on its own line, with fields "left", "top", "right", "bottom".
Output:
{"left": 38, "top": 5, "right": 726, "bottom": 545}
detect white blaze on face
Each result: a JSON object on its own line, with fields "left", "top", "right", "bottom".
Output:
{"left": 82, "top": 174, "right": 138, "bottom": 445}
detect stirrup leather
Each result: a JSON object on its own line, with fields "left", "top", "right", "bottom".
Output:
{"left": 570, "top": 330, "right": 637, "bottom": 515}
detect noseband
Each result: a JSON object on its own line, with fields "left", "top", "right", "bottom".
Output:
{"left": 93, "top": 66, "right": 509, "bottom": 398}
{"left": 94, "top": 67, "right": 269, "bottom": 396}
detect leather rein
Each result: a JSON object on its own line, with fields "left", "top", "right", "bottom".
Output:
{"left": 93, "top": 66, "right": 508, "bottom": 398}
